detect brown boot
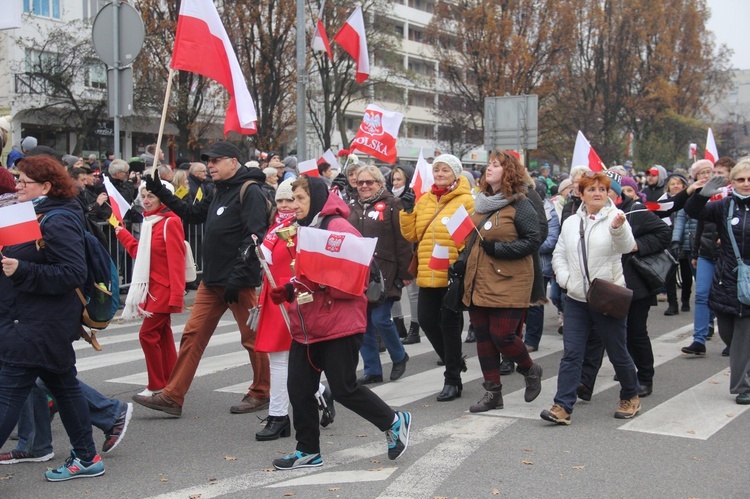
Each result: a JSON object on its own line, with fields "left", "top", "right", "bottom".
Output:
{"left": 540, "top": 404, "right": 571, "bottom": 425}
{"left": 132, "top": 392, "right": 182, "bottom": 417}
{"left": 469, "top": 382, "right": 503, "bottom": 413}
{"left": 230, "top": 395, "right": 270, "bottom": 414}
{"left": 614, "top": 396, "right": 641, "bottom": 419}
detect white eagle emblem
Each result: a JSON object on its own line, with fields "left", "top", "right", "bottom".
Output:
{"left": 360, "top": 111, "right": 383, "bottom": 135}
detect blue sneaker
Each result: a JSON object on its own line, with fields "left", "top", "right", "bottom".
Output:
{"left": 273, "top": 450, "right": 323, "bottom": 470}
{"left": 44, "top": 451, "right": 105, "bottom": 482}
{"left": 386, "top": 411, "right": 412, "bottom": 460}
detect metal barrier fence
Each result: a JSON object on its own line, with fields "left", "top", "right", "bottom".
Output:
{"left": 97, "top": 221, "right": 205, "bottom": 290}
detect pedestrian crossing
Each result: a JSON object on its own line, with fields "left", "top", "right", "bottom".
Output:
{"left": 77, "top": 315, "right": 745, "bottom": 442}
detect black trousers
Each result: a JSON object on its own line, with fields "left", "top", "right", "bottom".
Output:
{"left": 288, "top": 334, "right": 395, "bottom": 455}
{"left": 418, "top": 287, "right": 464, "bottom": 386}
{"left": 580, "top": 297, "right": 655, "bottom": 389}
{"left": 666, "top": 257, "right": 693, "bottom": 306}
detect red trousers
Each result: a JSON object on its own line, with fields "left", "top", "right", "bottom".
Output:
{"left": 162, "top": 283, "right": 270, "bottom": 406}
{"left": 140, "top": 313, "right": 177, "bottom": 391}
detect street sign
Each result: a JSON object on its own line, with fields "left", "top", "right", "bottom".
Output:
{"left": 107, "top": 66, "right": 134, "bottom": 118}
{"left": 92, "top": 1, "right": 145, "bottom": 67}
{"left": 484, "top": 95, "right": 538, "bottom": 152}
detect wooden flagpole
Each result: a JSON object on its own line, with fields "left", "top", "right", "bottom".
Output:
{"left": 152, "top": 68, "right": 175, "bottom": 172}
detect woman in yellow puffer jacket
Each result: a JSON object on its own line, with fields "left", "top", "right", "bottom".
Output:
{"left": 400, "top": 154, "right": 474, "bottom": 402}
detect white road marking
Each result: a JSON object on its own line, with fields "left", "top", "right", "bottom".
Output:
{"left": 268, "top": 467, "right": 397, "bottom": 487}
{"left": 619, "top": 368, "right": 750, "bottom": 439}
{"left": 74, "top": 320, "right": 235, "bottom": 351}
{"left": 107, "top": 351, "right": 251, "bottom": 385}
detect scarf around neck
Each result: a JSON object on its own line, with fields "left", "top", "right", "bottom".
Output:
{"left": 358, "top": 185, "right": 386, "bottom": 207}
{"left": 474, "top": 191, "right": 515, "bottom": 214}
{"left": 122, "top": 213, "right": 165, "bottom": 320}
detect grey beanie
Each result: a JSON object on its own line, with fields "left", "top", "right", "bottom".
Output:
{"left": 282, "top": 156, "right": 298, "bottom": 169}
{"left": 21, "top": 136, "right": 37, "bottom": 151}
{"left": 433, "top": 154, "right": 462, "bottom": 179}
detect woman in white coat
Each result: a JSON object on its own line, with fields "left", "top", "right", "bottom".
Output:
{"left": 540, "top": 172, "right": 640, "bottom": 425}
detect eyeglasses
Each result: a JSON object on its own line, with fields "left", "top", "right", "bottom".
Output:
{"left": 356, "top": 179, "right": 377, "bottom": 187}
{"left": 16, "top": 179, "right": 40, "bottom": 188}
{"left": 733, "top": 177, "right": 750, "bottom": 183}
{"left": 207, "top": 156, "right": 229, "bottom": 164}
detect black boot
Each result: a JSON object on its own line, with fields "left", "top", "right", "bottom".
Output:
{"left": 393, "top": 317, "right": 408, "bottom": 339}
{"left": 664, "top": 303, "right": 679, "bottom": 316}
{"left": 465, "top": 324, "right": 476, "bottom": 343}
{"left": 402, "top": 322, "right": 421, "bottom": 344}
{"left": 255, "top": 415, "right": 291, "bottom": 441}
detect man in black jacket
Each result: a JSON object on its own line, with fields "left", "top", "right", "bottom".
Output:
{"left": 133, "top": 141, "right": 271, "bottom": 416}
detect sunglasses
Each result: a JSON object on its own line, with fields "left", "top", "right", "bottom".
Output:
{"left": 733, "top": 177, "right": 750, "bottom": 183}
{"left": 356, "top": 179, "right": 377, "bottom": 187}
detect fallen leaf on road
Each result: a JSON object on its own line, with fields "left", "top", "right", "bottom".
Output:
{"left": 371, "top": 459, "right": 381, "bottom": 463}
{"left": 0, "top": 474, "right": 12, "bottom": 481}
{"left": 329, "top": 487, "right": 340, "bottom": 491}
{"left": 709, "top": 381, "right": 719, "bottom": 384}
{"left": 189, "top": 495, "right": 201, "bottom": 499}
{"left": 283, "top": 493, "right": 294, "bottom": 497}
{"left": 160, "top": 478, "right": 169, "bottom": 482}
{"left": 209, "top": 477, "right": 217, "bottom": 482}
{"left": 692, "top": 457, "right": 700, "bottom": 461}
{"left": 369, "top": 467, "right": 384, "bottom": 472}
{"left": 727, "top": 413, "right": 735, "bottom": 417}
{"left": 492, "top": 488, "right": 501, "bottom": 495}
{"left": 224, "top": 456, "right": 237, "bottom": 461}
{"left": 572, "top": 465, "right": 585, "bottom": 470}
{"left": 356, "top": 434, "right": 368, "bottom": 438}
{"left": 523, "top": 449, "right": 533, "bottom": 453}
{"left": 522, "top": 460, "right": 534, "bottom": 465}
{"left": 687, "top": 430, "right": 696, "bottom": 434}
{"left": 261, "top": 468, "right": 275, "bottom": 472}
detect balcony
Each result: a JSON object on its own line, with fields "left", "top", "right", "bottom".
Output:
{"left": 14, "top": 73, "right": 62, "bottom": 96}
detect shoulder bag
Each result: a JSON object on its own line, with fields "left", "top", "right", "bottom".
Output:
{"left": 726, "top": 198, "right": 750, "bottom": 306}
{"left": 579, "top": 218, "right": 632, "bottom": 319}
{"left": 630, "top": 250, "right": 677, "bottom": 294}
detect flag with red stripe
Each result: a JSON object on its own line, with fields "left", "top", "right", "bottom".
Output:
{"left": 298, "top": 159, "right": 320, "bottom": 177}
{"left": 705, "top": 127, "right": 719, "bottom": 163}
{"left": 102, "top": 176, "right": 132, "bottom": 224}
{"left": 446, "top": 204, "right": 475, "bottom": 246}
{"left": 571, "top": 130, "right": 605, "bottom": 172}
{"left": 295, "top": 227, "right": 376, "bottom": 295}
{"left": 317, "top": 148, "right": 340, "bottom": 170}
{"left": 0, "top": 202, "right": 42, "bottom": 246}
{"left": 409, "top": 148, "right": 433, "bottom": 201}
{"left": 428, "top": 244, "right": 450, "bottom": 271}
{"left": 333, "top": 6, "right": 369, "bottom": 83}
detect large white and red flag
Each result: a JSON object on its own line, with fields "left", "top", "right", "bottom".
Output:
{"left": 171, "top": 0, "right": 257, "bottom": 136}
{"left": 295, "top": 227, "right": 377, "bottom": 296}
{"left": 350, "top": 104, "right": 403, "bottom": 164}
{"left": 0, "top": 202, "right": 42, "bottom": 246}
{"left": 705, "top": 128, "right": 719, "bottom": 163}
{"left": 297, "top": 159, "right": 320, "bottom": 177}
{"left": 102, "top": 176, "right": 132, "bottom": 224}
{"left": 311, "top": 0, "right": 333, "bottom": 61}
{"left": 333, "top": 6, "right": 369, "bottom": 83}
{"left": 409, "top": 148, "right": 433, "bottom": 201}
{"left": 446, "top": 204, "right": 475, "bottom": 246}
{"left": 428, "top": 244, "right": 450, "bottom": 271}
{"left": 318, "top": 148, "right": 340, "bottom": 170}
{"left": 571, "top": 131, "right": 605, "bottom": 172}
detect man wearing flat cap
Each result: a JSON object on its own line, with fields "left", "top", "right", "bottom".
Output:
{"left": 134, "top": 141, "right": 271, "bottom": 416}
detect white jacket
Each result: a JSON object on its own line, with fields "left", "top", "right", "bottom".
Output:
{"left": 552, "top": 199, "right": 635, "bottom": 303}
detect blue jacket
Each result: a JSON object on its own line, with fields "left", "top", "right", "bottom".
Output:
{"left": 0, "top": 197, "right": 87, "bottom": 372}
{"left": 672, "top": 209, "right": 697, "bottom": 258}
{"left": 539, "top": 199, "right": 560, "bottom": 278}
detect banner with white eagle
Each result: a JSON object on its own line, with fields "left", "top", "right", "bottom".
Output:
{"left": 350, "top": 104, "right": 403, "bottom": 164}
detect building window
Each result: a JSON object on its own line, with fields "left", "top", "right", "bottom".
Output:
{"left": 85, "top": 61, "right": 107, "bottom": 89}
{"left": 408, "top": 57, "right": 435, "bottom": 77}
{"left": 407, "top": 123, "right": 434, "bottom": 140}
{"left": 408, "top": 0, "right": 435, "bottom": 14}
{"left": 375, "top": 84, "right": 404, "bottom": 105}
{"left": 408, "top": 26, "right": 424, "bottom": 43}
{"left": 408, "top": 91, "right": 434, "bottom": 108}
{"left": 24, "top": 0, "right": 61, "bottom": 19}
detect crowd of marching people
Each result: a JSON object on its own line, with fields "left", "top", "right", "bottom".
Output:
{"left": 2, "top": 126, "right": 750, "bottom": 481}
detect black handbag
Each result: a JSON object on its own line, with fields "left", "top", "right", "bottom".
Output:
{"left": 630, "top": 250, "right": 678, "bottom": 294}
{"left": 579, "top": 218, "right": 632, "bottom": 319}
{"left": 443, "top": 213, "right": 493, "bottom": 313}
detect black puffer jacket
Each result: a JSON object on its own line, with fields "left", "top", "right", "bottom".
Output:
{"left": 156, "top": 166, "right": 270, "bottom": 288}
{"left": 620, "top": 196, "right": 672, "bottom": 301}
{"left": 685, "top": 192, "right": 750, "bottom": 317}
{"left": 0, "top": 197, "right": 86, "bottom": 372}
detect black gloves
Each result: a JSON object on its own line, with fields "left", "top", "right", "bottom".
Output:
{"left": 331, "top": 173, "right": 348, "bottom": 191}
{"left": 699, "top": 175, "right": 729, "bottom": 198}
{"left": 480, "top": 239, "right": 498, "bottom": 258}
{"left": 144, "top": 169, "right": 164, "bottom": 196}
{"left": 669, "top": 241, "right": 681, "bottom": 259}
{"left": 223, "top": 285, "right": 240, "bottom": 304}
{"left": 400, "top": 190, "right": 416, "bottom": 213}
{"left": 449, "top": 258, "right": 466, "bottom": 278}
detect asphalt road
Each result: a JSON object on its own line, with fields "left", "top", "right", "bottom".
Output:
{"left": 1, "top": 294, "right": 748, "bottom": 498}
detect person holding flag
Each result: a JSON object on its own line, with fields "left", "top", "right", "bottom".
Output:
{"left": 269, "top": 176, "right": 411, "bottom": 470}
{"left": 460, "top": 151, "right": 544, "bottom": 412}
{"left": 0, "top": 156, "right": 105, "bottom": 481}
{"left": 399, "top": 154, "right": 474, "bottom": 402}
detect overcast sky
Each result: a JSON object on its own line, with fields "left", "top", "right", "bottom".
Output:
{"left": 706, "top": 0, "right": 750, "bottom": 69}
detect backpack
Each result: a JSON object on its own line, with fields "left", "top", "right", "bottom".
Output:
{"left": 41, "top": 209, "right": 120, "bottom": 349}
{"left": 319, "top": 214, "right": 386, "bottom": 305}
{"left": 240, "top": 180, "right": 277, "bottom": 227}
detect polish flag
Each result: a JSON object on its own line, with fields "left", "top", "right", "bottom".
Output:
{"left": 409, "top": 148, "right": 434, "bottom": 201}
{"left": 689, "top": 143, "right": 697, "bottom": 160}
{"left": 350, "top": 104, "right": 403, "bottom": 164}
{"left": 704, "top": 128, "right": 719, "bottom": 163}
{"left": 317, "top": 148, "right": 340, "bottom": 170}
{"left": 311, "top": 1, "right": 333, "bottom": 61}
{"left": 295, "top": 227, "right": 377, "bottom": 296}
{"left": 644, "top": 200, "right": 675, "bottom": 213}
{"left": 333, "top": 6, "right": 369, "bottom": 83}
{"left": 297, "top": 159, "right": 320, "bottom": 177}
{"left": 446, "top": 204, "right": 475, "bottom": 246}
{"left": 428, "top": 244, "right": 450, "bottom": 271}
{"left": 102, "top": 176, "right": 132, "bottom": 224}
{"left": 571, "top": 131, "right": 605, "bottom": 172}
{"left": 171, "top": 0, "right": 257, "bottom": 136}
{"left": 0, "top": 202, "right": 42, "bottom": 246}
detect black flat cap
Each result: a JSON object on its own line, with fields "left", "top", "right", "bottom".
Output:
{"left": 200, "top": 141, "right": 243, "bottom": 163}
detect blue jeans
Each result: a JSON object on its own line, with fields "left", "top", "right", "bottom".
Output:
{"left": 361, "top": 298, "right": 407, "bottom": 376}
{"left": 0, "top": 365, "right": 97, "bottom": 461}
{"left": 554, "top": 297, "right": 639, "bottom": 414}
{"left": 549, "top": 278, "right": 564, "bottom": 313}
{"left": 525, "top": 277, "right": 550, "bottom": 349}
{"left": 694, "top": 257, "right": 715, "bottom": 344}
{"left": 15, "top": 380, "right": 122, "bottom": 456}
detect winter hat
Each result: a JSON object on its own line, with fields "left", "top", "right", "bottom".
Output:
{"left": 282, "top": 156, "right": 298, "bottom": 170}
{"left": 275, "top": 178, "right": 295, "bottom": 201}
{"left": 690, "top": 159, "right": 714, "bottom": 180}
{"left": 0, "top": 167, "right": 15, "bottom": 194}
{"left": 667, "top": 172, "right": 689, "bottom": 188}
{"left": 21, "top": 136, "right": 37, "bottom": 152}
{"left": 534, "top": 178, "right": 548, "bottom": 200}
{"left": 557, "top": 178, "right": 573, "bottom": 194}
{"left": 605, "top": 170, "right": 622, "bottom": 196}
{"left": 62, "top": 154, "right": 79, "bottom": 169}
{"left": 433, "top": 154, "right": 462, "bottom": 179}
{"left": 620, "top": 175, "right": 639, "bottom": 193}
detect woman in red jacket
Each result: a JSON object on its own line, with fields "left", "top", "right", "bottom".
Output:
{"left": 115, "top": 183, "right": 185, "bottom": 396}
